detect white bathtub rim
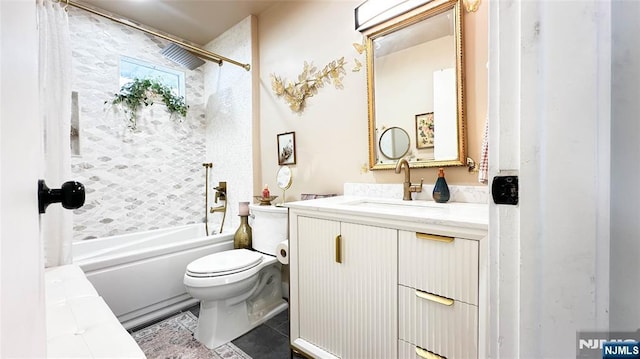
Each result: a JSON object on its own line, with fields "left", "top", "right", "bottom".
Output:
{"left": 75, "top": 233, "right": 234, "bottom": 273}
{"left": 73, "top": 224, "right": 207, "bottom": 257}
{"left": 73, "top": 226, "right": 191, "bottom": 262}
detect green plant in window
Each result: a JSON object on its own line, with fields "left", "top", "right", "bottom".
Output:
{"left": 106, "top": 78, "right": 188, "bottom": 130}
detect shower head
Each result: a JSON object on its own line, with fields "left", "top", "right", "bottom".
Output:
{"left": 161, "top": 43, "right": 206, "bottom": 70}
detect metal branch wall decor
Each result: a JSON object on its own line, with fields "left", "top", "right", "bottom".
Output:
{"left": 352, "top": 37, "right": 366, "bottom": 72}
{"left": 270, "top": 57, "right": 346, "bottom": 113}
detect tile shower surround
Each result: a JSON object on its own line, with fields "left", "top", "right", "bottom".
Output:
{"left": 68, "top": 8, "right": 207, "bottom": 241}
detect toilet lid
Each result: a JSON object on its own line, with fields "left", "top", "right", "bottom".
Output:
{"left": 186, "top": 249, "right": 263, "bottom": 277}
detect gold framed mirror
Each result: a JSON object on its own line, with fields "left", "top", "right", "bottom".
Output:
{"left": 363, "top": 0, "right": 466, "bottom": 170}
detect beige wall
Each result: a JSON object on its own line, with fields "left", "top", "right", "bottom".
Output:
{"left": 258, "top": 1, "right": 488, "bottom": 201}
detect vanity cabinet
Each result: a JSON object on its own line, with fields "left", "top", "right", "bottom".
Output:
{"left": 287, "top": 197, "right": 488, "bottom": 359}
{"left": 398, "top": 230, "right": 479, "bottom": 359}
{"left": 293, "top": 216, "right": 398, "bottom": 359}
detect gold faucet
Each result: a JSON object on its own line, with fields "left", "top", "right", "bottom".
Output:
{"left": 395, "top": 158, "right": 423, "bottom": 200}
{"left": 210, "top": 181, "right": 227, "bottom": 234}
{"left": 203, "top": 163, "right": 213, "bottom": 236}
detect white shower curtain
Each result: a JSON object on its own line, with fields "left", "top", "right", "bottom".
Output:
{"left": 38, "top": 0, "right": 73, "bottom": 267}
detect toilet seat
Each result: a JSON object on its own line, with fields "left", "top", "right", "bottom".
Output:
{"left": 186, "top": 249, "right": 263, "bottom": 278}
{"left": 184, "top": 253, "right": 277, "bottom": 288}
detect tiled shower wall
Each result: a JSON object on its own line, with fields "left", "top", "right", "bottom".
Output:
{"left": 203, "top": 16, "right": 257, "bottom": 233}
{"left": 68, "top": 8, "right": 207, "bottom": 241}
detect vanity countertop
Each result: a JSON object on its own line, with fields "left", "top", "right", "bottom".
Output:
{"left": 285, "top": 196, "right": 488, "bottom": 238}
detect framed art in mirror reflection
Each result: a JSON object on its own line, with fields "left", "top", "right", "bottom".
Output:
{"left": 416, "top": 112, "right": 434, "bottom": 149}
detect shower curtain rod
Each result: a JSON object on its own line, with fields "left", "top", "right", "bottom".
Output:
{"left": 60, "top": 0, "right": 251, "bottom": 71}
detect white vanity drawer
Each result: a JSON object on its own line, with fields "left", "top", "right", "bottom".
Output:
{"left": 399, "top": 230, "right": 478, "bottom": 305}
{"left": 399, "top": 339, "right": 420, "bottom": 358}
{"left": 398, "top": 285, "right": 478, "bottom": 359}
{"left": 399, "top": 339, "right": 450, "bottom": 359}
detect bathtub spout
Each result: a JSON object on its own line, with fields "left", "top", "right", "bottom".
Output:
{"left": 209, "top": 203, "right": 226, "bottom": 235}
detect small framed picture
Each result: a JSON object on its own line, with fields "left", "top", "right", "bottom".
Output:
{"left": 277, "top": 131, "right": 296, "bottom": 165}
{"left": 415, "top": 112, "right": 434, "bottom": 149}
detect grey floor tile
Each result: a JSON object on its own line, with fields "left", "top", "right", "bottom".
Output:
{"left": 265, "top": 310, "right": 290, "bottom": 337}
{"left": 271, "top": 320, "right": 289, "bottom": 338}
{"left": 188, "top": 303, "right": 200, "bottom": 317}
{"left": 265, "top": 310, "right": 288, "bottom": 330}
{"left": 232, "top": 324, "right": 291, "bottom": 359}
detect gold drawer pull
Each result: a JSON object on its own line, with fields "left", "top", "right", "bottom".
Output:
{"left": 335, "top": 234, "right": 342, "bottom": 263}
{"left": 415, "top": 346, "right": 447, "bottom": 359}
{"left": 415, "top": 289, "right": 454, "bottom": 306}
{"left": 416, "top": 232, "right": 454, "bottom": 243}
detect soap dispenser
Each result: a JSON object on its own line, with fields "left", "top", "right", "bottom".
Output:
{"left": 432, "top": 168, "right": 450, "bottom": 203}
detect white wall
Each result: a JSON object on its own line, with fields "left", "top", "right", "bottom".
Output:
{"left": 376, "top": 36, "right": 455, "bottom": 134}
{"left": 610, "top": 1, "right": 640, "bottom": 331}
{"left": 204, "top": 16, "right": 258, "bottom": 231}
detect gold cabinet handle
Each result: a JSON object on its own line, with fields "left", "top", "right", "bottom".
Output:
{"left": 415, "top": 346, "right": 447, "bottom": 359}
{"left": 415, "top": 289, "right": 454, "bottom": 306}
{"left": 335, "top": 234, "right": 342, "bottom": 263}
{"left": 416, "top": 232, "right": 454, "bottom": 243}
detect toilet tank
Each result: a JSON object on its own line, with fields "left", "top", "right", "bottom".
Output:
{"left": 249, "top": 204, "right": 288, "bottom": 256}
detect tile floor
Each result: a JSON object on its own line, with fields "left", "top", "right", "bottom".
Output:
{"left": 187, "top": 304, "right": 306, "bottom": 359}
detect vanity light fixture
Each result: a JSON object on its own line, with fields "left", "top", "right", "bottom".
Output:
{"left": 355, "top": 0, "right": 434, "bottom": 32}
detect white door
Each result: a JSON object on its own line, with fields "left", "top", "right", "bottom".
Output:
{"left": 297, "top": 216, "right": 342, "bottom": 356}
{"left": 488, "top": 1, "right": 611, "bottom": 358}
{"left": 296, "top": 217, "right": 397, "bottom": 358}
{"left": 340, "top": 222, "right": 397, "bottom": 359}
{"left": 0, "top": 0, "right": 46, "bottom": 357}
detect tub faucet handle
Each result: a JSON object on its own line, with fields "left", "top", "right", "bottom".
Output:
{"left": 214, "top": 181, "right": 226, "bottom": 202}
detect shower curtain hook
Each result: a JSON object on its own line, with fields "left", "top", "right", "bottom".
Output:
{"left": 63, "top": 0, "right": 69, "bottom": 11}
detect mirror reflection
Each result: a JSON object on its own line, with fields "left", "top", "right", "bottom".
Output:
{"left": 276, "top": 166, "right": 292, "bottom": 190}
{"left": 276, "top": 166, "right": 292, "bottom": 206}
{"left": 364, "top": 0, "right": 466, "bottom": 170}
{"left": 378, "top": 127, "right": 410, "bottom": 160}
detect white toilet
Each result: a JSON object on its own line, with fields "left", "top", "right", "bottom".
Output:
{"left": 183, "top": 204, "right": 288, "bottom": 349}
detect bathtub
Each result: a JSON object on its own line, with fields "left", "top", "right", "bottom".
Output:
{"left": 73, "top": 224, "right": 233, "bottom": 329}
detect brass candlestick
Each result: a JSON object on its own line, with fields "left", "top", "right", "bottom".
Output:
{"left": 253, "top": 195, "right": 278, "bottom": 206}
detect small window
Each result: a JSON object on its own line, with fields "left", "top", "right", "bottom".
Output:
{"left": 119, "top": 56, "right": 186, "bottom": 98}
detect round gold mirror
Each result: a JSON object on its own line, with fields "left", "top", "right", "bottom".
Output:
{"left": 378, "top": 126, "right": 410, "bottom": 160}
{"left": 276, "top": 166, "right": 292, "bottom": 206}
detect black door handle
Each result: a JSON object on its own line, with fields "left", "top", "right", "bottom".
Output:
{"left": 38, "top": 180, "right": 85, "bottom": 214}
